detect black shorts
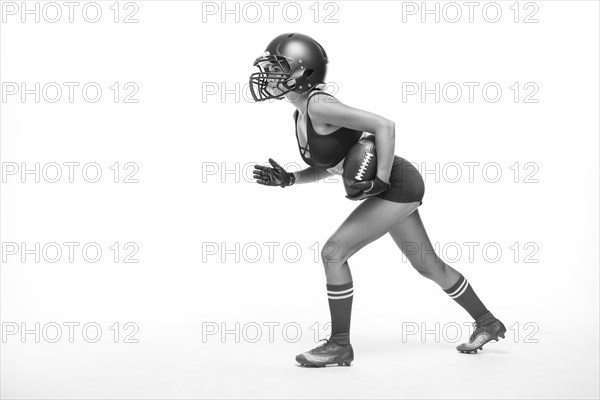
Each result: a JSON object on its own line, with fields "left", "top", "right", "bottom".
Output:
{"left": 375, "top": 156, "right": 425, "bottom": 205}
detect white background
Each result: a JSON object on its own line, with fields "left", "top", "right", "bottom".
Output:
{"left": 1, "top": 1, "right": 599, "bottom": 398}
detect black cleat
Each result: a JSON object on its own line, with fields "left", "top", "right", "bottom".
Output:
{"left": 457, "top": 312, "right": 506, "bottom": 354}
{"left": 296, "top": 333, "right": 354, "bottom": 367}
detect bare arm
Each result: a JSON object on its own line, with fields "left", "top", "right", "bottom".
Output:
{"left": 308, "top": 96, "right": 395, "bottom": 183}
{"left": 292, "top": 165, "right": 333, "bottom": 184}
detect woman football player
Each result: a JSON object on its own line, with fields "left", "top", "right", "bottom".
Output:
{"left": 250, "top": 33, "right": 506, "bottom": 367}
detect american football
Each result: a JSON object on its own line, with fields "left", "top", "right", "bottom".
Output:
{"left": 342, "top": 135, "right": 377, "bottom": 197}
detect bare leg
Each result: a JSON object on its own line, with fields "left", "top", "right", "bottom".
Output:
{"left": 388, "top": 209, "right": 461, "bottom": 290}
{"left": 295, "top": 198, "right": 421, "bottom": 367}
{"left": 322, "top": 198, "right": 420, "bottom": 284}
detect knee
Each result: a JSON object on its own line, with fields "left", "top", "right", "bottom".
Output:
{"left": 321, "top": 239, "right": 351, "bottom": 266}
{"left": 413, "top": 264, "right": 437, "bottom": 279}
{"left": 411, "top": 259, "right": 448, "bottom": 279}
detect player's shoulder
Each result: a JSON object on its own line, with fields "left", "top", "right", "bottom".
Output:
{"left": 308, "top": 89, "right": 339, "bottom": 106}
{"left": 307, "top": 91, "right": 343, "bottom": 126}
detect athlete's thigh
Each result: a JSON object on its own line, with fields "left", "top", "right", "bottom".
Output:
{"left": 326, "top": 197, "right": 420, "bottom": 259}
{"left": 388, "top": 209, "right": 439, "bottom": 267}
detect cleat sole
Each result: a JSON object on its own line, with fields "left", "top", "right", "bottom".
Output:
{"left": 298, "top": 359, "right": 353, "bottom": 368}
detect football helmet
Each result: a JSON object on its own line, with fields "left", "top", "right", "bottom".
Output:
{"left": 249, "top": 33, "right": 328, "bottom": 102}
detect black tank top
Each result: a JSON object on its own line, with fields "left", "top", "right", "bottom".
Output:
{"left": 294, "top": 90, "right": 364, "bottom": 169}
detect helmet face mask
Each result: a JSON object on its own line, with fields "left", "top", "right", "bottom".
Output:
{"left": 250, "top": 55, "right": 296, "bottom": 101}
{"left": 250, "top": 33, "right": 328, "bottom": 102}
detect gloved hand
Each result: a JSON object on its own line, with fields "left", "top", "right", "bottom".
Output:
{"left": 345, "top": 176, "right": 391, "bottom": 200}
{"left": 254, "top": 158, "right": 296, "bottom": 188}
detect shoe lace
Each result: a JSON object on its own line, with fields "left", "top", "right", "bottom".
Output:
{"left": 315, "top": 337, "right": 335, "bottom": 350}
{"left": 469, "top": 322, "right": 483, "bottom": 342}
{"left": 470, "top": 317, "right": 500, "bottom": 341}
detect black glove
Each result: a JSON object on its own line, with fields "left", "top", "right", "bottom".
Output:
{"left": 345, "top": 176, "right": 391, "bottom": 201}
{"left": 254, "top": 158, "right": 296, "bottom": 188}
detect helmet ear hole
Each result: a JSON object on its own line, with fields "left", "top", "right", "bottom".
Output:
{"left": 304, "top": 69, "right": 314, "bottom": 78}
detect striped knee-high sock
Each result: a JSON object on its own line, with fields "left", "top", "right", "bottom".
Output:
{"left": 327, "top": 281, "right": 353, "bottom": 343}
{"left": 444, "top": 274, "right": 492, "bottom": 321}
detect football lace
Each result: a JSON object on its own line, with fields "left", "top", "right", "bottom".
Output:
{"left": 354, "top": 151, "right": 374, "bottom": 181}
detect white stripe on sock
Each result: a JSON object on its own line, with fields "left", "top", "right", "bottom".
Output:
{"left": 450, "top": 281, "right": 469, "bottom": 299}
{"left": 328, "top": 293, "right": 354, "bottom": 300}
{"left": 327, "top": 287, "right": 354, "bottom": 295}
{"left": 447, "top": 279, "right": 467, "bottom": 297}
